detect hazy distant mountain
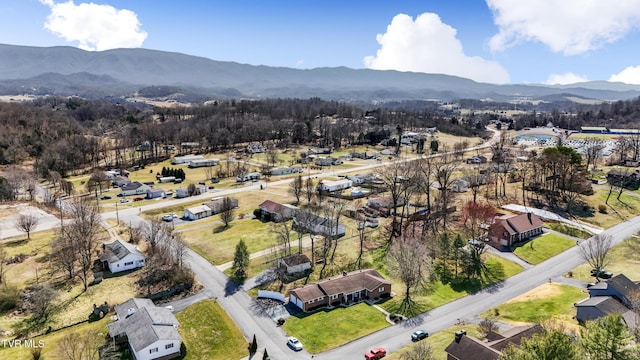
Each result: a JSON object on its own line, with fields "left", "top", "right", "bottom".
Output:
{"left": 1, "top": 43, "right": 640, "bottom": 103}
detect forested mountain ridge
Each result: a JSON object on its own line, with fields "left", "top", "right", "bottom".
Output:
{"left": 2, "top": 43, "right": 640, "bottom": 102}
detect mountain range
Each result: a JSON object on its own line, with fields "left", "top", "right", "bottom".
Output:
{"left": 1, "top": 43, "right": 640, "bottom": 103}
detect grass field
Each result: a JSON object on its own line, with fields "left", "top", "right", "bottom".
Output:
{"left": 282, "top": 302, "right": 389, "bottom": 354}
{"left": 545, "top": 223, "right": 593, "bottom": 239}
{"left": 176, "top": 299, "right": 248, "bottom": 360}
{"left": 569, "top": 235, "right": 640, "bottom": 281}
{"left": 483, "top": 283, "right": 586, "bottom": 330}
{"left": 380, "top": 254, "right": 524, "bottom": 317}
{"left": 576, "top": 187, "right": 640, "bottom": 228}
{"left": 0, "top": 316, "right": 111, "bottom": 360}
{"left": 511, "top": 233, "right": 576, "bottom": 265}
{"left": 385, "top": 325, "right": 482, "bottom": 360}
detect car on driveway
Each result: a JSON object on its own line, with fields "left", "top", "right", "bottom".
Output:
{"left": 590, "top": 269, "right": 613, "bottom": 279}
{"left": 411, "top": 329, "right": 429, "bottom": 341}
{"left": 100, "top": 195, "right": 111, "bottom": 200}
{"left": 287, "top": 337, "right": 303, "bottom": 351}
{"left": 162, "top": 213, "right": 178, "bottom": 222}
{"left": 365, "top": 347, "right": 386, "bottom": 360}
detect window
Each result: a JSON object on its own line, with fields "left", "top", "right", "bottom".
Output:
{"left": 308, "top": 299, "right": 314, "bottom": 304}
{"left": 150, "top": 347, "right": 158, "bottom": 353}
{"left": 165, "top": 343, "right": 174, "bottom": 350}
{"left": 331, "top": 294, "right": 338, "bottom": 300}
{"left": 124, "top": 261, "right": 133, "bottom": 266}
{"left": 379, "top": 287, "right": 385, "bottom": 293}
{"left": 317, "top": 297, "right": 324, "bottom": 302}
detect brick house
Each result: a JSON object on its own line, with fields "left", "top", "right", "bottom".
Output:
{"left": 288, "top": 269, "right": 391, "bottom": 312}
{"left": 445, "top": 325, "right": 543, "bottom": 360}
{"left": 488, "top": 213, "right": 543, "bottom": 247}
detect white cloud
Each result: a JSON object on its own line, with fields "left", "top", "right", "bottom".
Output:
{"left": 363, "top": 13, "right": 509, "bottom": 84}
{"left": 40, "top": 0, "right": 147, "bottom": 51}
{"left": 544, "top": 72, "right": 589, "bottom": 85}
{"left": 487, "top": 0, "right": 640, "bottom": 55}
{"left": 610, "top": 66, "right": 640, "bottom": 84}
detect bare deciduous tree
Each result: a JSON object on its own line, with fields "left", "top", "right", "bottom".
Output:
{"left": 0, "top": 248, "right": 7, "bottom": 284}
{"left": 289, "top": 175, "right": 303, "bottom": 205}
{"left": 50, "top": 227, "right": 77, "bottom": 280}
{"left": 65, "top": 197, "right": 103, "bottom": 291}
{"left": 220, "top": 196, "right": 236, "bottom": 228}
{"left": 578, "top": 233, "right": 614, "bottom": 279}
{"left": 271, "top": 220, "right": 292, "bottom": 257}
{"left": 57, "top": 330, "right": 102, "bottom": 360}
{"left": 15, "top": 213, "right": 39, "bottom": 240}
{"left": 400, "top": 341, "right": 435, "bottom": 360}
{"left": 387, "top": 233, "right": 430, "bottom": 311}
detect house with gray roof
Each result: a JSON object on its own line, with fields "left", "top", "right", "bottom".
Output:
{"left": 445, "top": 325, "right": 543, "bottom": 360}
{"left": 108, "top": 298, "right": 181, "bottom": 360}
{"left": 99, "top": 239, "right": 145, "bottom": 273}
{"left": 575, "top": 273, "right": 640, "bottom": 325}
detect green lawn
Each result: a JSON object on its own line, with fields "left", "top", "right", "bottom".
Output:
{"left": 282, "top": 302, "right": 389, "bottom": 354}
{"left": 381, "top": 254, "right": 523, "bottom": 317}
{"left": 545, "top": 223, "right": 592, "bottom": 239}
{"left": 176, "top": 299, "right": 247, "bottom": 360}
{"left": 385, "top": 325, "right": 482, "bottom": 360}
{"left": 483, "top": 283, "right": 586, "bottom": 326}
{"left": 178, "top": 218, "right": 279, "bottom": 264}
{"left": 512, "top": 233, "right": 576, "bottom": 265}
{"left": 570, "top": 236, "right": 640, "bottom": 281}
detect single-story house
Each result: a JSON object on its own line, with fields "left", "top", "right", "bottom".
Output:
{"left": 203, "top": 197, "right": 239, "bottom": 214}
{"left": 451, "top": 178, "right": 469, "bottom": 193}
{"left": 120, "top": 181, "right": 152, "bottom": 197}
{"left": 171, "top": 154, "right": 204, "bottom": 165}
{"left": 146, "top": 188, "right": 166, "bottom": 199}
{"left": 247, "top": 143, "right": 265, "bottom": 153}
{"left": 293, "top": 213, "right": 346, "bottom": 237}
{"left": 269, "top": 166, "right": 303, "bottom": 176}
{"left": 175, "top": 184, "right": 207, "bottom": 198}
{"left": 100, "top": 239, "right": 146, "bottom": 273}
{"left": 607, "top": 169, "right": 640, "bottom": 190}
{"left": 288, "top": 269, "right": 391, "bottom": 312}
{"left": 445, "top": 325, "right": 543, "bottom": 360}
{"left": 346, "top": 174, "right": 367, "bottom": 185}
{"left": 317, "top": 179, "right": 352, "bottom": 193}
{"left": 367, "top": 195, "right": 406, "bottom": 210}
{"left": 107, "top": 298, "right": 182, "bottom": 360}
{"left": 279, "top": 254, "right": 311, "bottom": 275}
{"left": 257, "top": 200, "right": 297, "bottom": 222}
{"left": 113, "top": 176, "right": 131, "bottom": 188}
{"left": 488, "top": 213, "right": 543, "bottom": 247}
{"left": 183, "top": 205, "right": 213, "bottom": 220}
{"left": 575, "top": 274, "right": 640, "bottom": 324}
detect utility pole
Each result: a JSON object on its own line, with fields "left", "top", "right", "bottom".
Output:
{"left": 115, "top": 201, "right": 119, "bottom": 223}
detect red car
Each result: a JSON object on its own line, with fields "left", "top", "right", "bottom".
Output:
{"left": 133, "top": 197, "right": 144, "bottom": 202}
{"left": 365, "top": 347, "right": 386, "bottom": 360}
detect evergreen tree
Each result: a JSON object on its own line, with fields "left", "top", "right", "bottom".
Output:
{"left": 232, "top": 239, "right": 250, "bottom": 280}
{"left": 262, "top": 348, "right": 269, "bottom": 360}
{"left": 581, "top": 314, "right": 637, "bottom": 360}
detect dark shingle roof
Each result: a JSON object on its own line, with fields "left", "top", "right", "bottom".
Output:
{"left": 445, "top": 334, "right": 501, "bottom": 360}
{"left": 281, "top": 254, "right": 310, "bottom": 267}
{"left": 99, "top": 239, "right": 143, "bottom": 263}
{"left": 289, "top": 269, "right": 391, "bottom": 302}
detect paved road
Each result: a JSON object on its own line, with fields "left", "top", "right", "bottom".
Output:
{"left": 317, "top": 214, "right": 640, "bottom": 359}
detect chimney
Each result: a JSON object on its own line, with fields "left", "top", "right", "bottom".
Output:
{"left": 343, "top": 271, "right": 347, "bottom": 276}
{"left": 454, "top": 329, "right": 467, "bottom": 343}
{"left": 527, "top": 212, "right": 532, "bottom": 223}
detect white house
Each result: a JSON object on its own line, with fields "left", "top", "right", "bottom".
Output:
{"left": 451, "top": 178, "right": 469, "bottom": 193}
{"left": 107, "top": 298, "right": 182, "bottom": 360}
{"left": 317, "top": 179, "right": 352, "bottom": 193}
{"left": 183, "top": 205, "right": 213, "bottom": 220}
{"left": 113, "top": 176, "right": 131, "bottom": 187}
{"left": 279, "top": 254, "right": 311, "bottom": 274}
{"left": 269, "top": 166, "right": 303, "bottom": 176}
{"left": 171, "top": 154, "right": 204, "bottom": 165}
{"left": 175, "top": 184, "right": 207, "bottom": 198}
{"left": 99, "top": 239, "right": 145, "bottom": 273}
{"left": 294, "top": 213, "right": 346, "bottom": 237}
{"left": 146, "top": 188, "right": 166, "bottom": 199}
{"left": 188, "top": 158, "right": 220, "bottom": 168}
{"left": 120, "top": 182, "right": 151, "bottom": 197}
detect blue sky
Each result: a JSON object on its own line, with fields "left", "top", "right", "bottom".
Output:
{"left": 3, "top": 0, "right": 640, "bottom": 85}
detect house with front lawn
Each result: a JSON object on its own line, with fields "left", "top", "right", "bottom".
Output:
{"left": 120, "top": 181, "right": 151, "bottom": 197}
{"left": 575, "top": 273, "right": 640, "bottom": 325}
{"left": 488, "top": 213, "right": 543, "bottom": 247}
{"left": 257, "top": 200, "right": 297, "bottom": 222}
{"left": 288, "top": 269, "right": 391, "bottom": 312}
{"left": 146, "top": 187, "right": 166, "bottom": 199}
{"left": 293, "top": 212, "right": 346, "bottom": 237}
{"left": 445, "top": 325, "right": 543, "bottom": 360}
{"left": 108, "top": 298, "right": 181, "bottom": 360}
{"left": 100, "top": 239, "right": 145, "bottom": 273}
{"left": 183, "top": 205, "right": 213, "bottom": 220}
